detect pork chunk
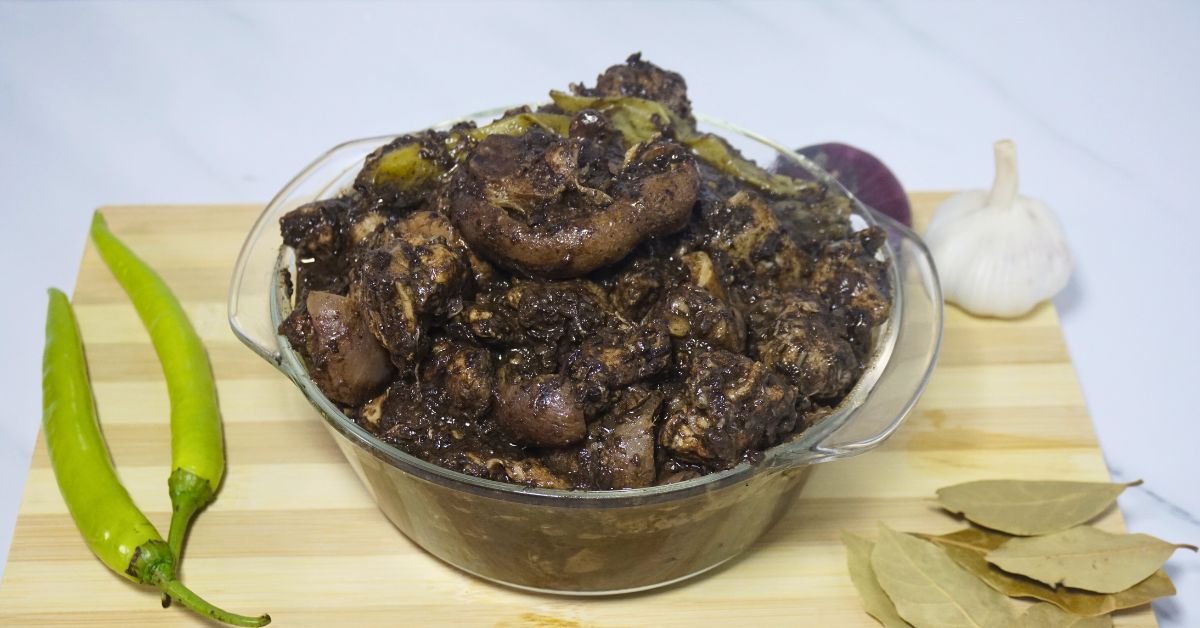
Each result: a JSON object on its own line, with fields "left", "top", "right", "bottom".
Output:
{"left": 659, "top": 350, "right": 798, "bottom": 469}
{"left": 750, "top": 294, "right": 860, "bottom": 400}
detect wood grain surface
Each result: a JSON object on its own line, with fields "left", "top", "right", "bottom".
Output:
{"left": 0, "top": 194, "right": 1157, "bottom": 627}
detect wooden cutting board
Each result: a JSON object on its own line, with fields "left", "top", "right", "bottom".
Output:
{"left": 0, "top": 194, "right": 1157, "bottom": 627}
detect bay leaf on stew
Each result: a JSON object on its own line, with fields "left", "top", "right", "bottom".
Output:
{"left": 842, "top": 532, "right": 913, "bottom": 628}
{"left": 986, "top": 526, "right": 1197, "bottom": 593}
{"left": 871, "top": 525, "right": 1017, "bottom": 628}
{"left": 936, "top": 480, "right": 1137, "bottom": 536}
{"left": 1019, "top": 603, "right": 1112, "bottom": 628}
{"left": 926, "top": 527, "right": 1176, "bottom": 616}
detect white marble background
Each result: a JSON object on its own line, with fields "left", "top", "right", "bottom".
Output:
{"left": 2, "top": 1, "right": 1197, "bottom": 624}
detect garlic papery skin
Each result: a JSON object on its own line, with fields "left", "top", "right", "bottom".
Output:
{"left": 923, "top": 140, "right": 1073, "bottom": 318}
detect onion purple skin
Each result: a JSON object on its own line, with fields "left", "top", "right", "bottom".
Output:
{"left": 777, "top": 142, "right": 912, "bottom": 228}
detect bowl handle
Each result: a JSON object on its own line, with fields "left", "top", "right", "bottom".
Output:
{"left": 799, "top": 211, "right": 944, "bottom": 465}
{"left": 227, "top": 201, "right": 288, "bottom": 370}
{"left": 227, "top": 136, "right": 394, "bottom": 370}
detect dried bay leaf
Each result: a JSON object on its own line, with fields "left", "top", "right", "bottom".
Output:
{"left": 987, "top": 526, "right": 1198, "bottom": 593}
{"left": 936, "top": 480, "right": 1138, "bottom": 536}
{"left": 925, "top": 527, "right": 1176, "bottom": 616}
{"left": 1019, "top": 603, "right": 1112, "bottom": 628}
{"left": 842, "top": 532, "right": 913, "bottom": 628}
{"left": 871, "top": 525, "right": 1017, "bottom": 628}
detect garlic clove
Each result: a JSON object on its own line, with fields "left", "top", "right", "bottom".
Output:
{"left": 924, "top": 140, "right": 1072, "bottom": 318}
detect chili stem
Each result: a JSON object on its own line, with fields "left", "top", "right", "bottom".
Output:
{"left": 167, "top": 497, "right": 202, "bottom": 565}
{"left": 156, "top": 577, "right": 271, "bottom": 627}
{"left": 161, "top": 495, "right": 198, "bottom": 608}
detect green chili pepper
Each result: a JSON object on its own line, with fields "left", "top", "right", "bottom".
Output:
{"left": 90, "top": 213, "right": 223, "bottom": 572}
{"left": 42, "top": 288, "right": 269, "bottom": 627}
{"left": 363, "top": 111, "right": 573, "bottom": 192}
{"left": 467, "top": 111, "right": 572, "bottom": 140}
{"left": 549, "top": 90, "right": 814, "bottom": 197}
{"left": 368, "top": 141, "right": 448, "bottom": 192}
{"left": 549, "top": 90, "right": 674, "bottom": 146}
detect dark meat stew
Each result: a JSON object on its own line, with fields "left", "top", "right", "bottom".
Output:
{"left": 278, "top": 55, "right": 891, "bottom": 490}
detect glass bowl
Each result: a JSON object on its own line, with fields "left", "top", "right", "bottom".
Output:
{"left": 229, "top": 108, "right": 943, "bottom": 594}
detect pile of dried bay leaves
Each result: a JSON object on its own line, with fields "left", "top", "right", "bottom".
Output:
{"left": 844, "top": 479, "right": 1196, "bottom": 627}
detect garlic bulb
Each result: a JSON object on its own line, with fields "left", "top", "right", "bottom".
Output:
{"left": 924, "top": 140, "right": 1072, "bottom": 318}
